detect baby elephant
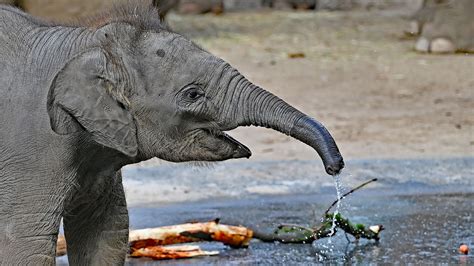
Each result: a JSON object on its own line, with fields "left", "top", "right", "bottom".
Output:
{"left": 0, "top": 1, "right": 343, "bottom": 265}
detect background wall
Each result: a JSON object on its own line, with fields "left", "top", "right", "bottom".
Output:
{"left": 0, "top": 0, "right": 423, "bottom": 22}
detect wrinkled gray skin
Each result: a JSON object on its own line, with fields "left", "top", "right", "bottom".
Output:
{"left": 0, "top": 3, "right": 343, "bottom": 265}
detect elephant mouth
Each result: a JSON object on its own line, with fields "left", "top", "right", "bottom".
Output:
{"left": 221, "top": 131, "right": 252, "bottom": 159}
{"left": 205, "top": 128, "right": 252, "bottom": 159}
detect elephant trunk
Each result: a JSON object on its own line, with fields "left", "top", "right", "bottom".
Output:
{"left": 220, "top": 72, "right": 344, "bottom": 176}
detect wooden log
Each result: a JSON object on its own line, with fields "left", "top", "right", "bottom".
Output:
{"left": 56, "top": 220, "right": 253, "bottom": 257}
{"left": 130, "top": 245, "right": 219, "bottom": 260}
{"left": 129, "top": 220, "right": 253, "bottom": 250}
{"left": 56, "top": 234, "right": 67, "bottom": 257}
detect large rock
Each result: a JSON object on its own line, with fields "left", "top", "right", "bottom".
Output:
{"left": 413, "top": 0, "right": 474, "bottom": 53}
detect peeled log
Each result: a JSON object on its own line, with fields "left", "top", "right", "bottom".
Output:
{"left": 56, "top": 235, "right": 67, "bottom": 257}
{"left": 56, "top": 221, "right": 253, "bottom": 257}
{"left": 130, "top": 245, "right": 219, "bottom": 260}
{"left": 129, "top": 220, "right": 253, "bottom": 250}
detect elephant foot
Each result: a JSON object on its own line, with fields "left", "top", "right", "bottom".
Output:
{"left": 415, "top": 37, "right": 456, "bottom": 53}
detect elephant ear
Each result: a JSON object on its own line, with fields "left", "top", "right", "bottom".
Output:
{"left": 47, "top": 48, "right": 138, "bottom": 157}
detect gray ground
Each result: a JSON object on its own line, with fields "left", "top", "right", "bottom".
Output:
{"left": 122, "top": 157, "right": 473, "bottom": 206}
{"left": 125, "top": 180, "right": 473, "bottom": 264}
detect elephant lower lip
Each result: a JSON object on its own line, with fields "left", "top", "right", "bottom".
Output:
{"left": 233, "top": 143, "right": 252, "bottom": 159}
{"left": 220, "top": 132, "right": 252, "bottom": 159}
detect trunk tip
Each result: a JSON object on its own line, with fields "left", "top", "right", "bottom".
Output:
{"left": 325, "top": 157, "right": 345, "bottom": 176}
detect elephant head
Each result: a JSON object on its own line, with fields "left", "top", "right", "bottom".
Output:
{"left": 47, "top": 3, "right": 344, "bottom": 175}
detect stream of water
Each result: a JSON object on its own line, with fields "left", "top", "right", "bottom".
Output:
{"left": 313, "top": 174, "right": 345, "bottom": 261}
{"left": 328, "top": 174, "right": 343, "bottom": 242}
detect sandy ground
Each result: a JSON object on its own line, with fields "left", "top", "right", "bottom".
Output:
{"left": 158, "top": 9, "right": 473, "bottom": 163}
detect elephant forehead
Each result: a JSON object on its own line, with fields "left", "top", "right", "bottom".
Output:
{"left": 145, "top": 32, "right": 219, "bottom": 68}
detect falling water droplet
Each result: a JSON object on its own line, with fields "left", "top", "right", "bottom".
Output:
{"left": 328, "top": 174, "right": 342, "bottom": 244}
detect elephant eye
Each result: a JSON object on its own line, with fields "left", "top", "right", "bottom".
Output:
{"left": 184, "top": 88, "right": 203, "bottom": 101}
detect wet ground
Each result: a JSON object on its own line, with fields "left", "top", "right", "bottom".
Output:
{"left": 122, "top": 158, "right": 473, "bottom": 265}
{"left": 56, "top": 158, "right": 473, "bottom": 265}
{"left": 126, "top": 190, "right": 473, "bottom": 265}
{"left": 122, "top": 157, "right": 473, "bottom": 206}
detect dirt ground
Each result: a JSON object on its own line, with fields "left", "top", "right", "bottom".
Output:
{"left": 163, "top": 9, "right": 473, "bottom": 162}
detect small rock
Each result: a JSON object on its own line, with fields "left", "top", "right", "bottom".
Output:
{"left": 369, "top": 225, "right": 382, "bottom": 234}
{"left": 459, "top": 244, "right": 469, "bottom": 255}
{"left": 431, "top": 38, "right": 456, "bottom": 54}
{"left": 415, "top": 37, "right": 430, "bottom": 53}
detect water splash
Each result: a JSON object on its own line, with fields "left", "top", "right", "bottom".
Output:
{"left": 314, "top": 174, "right": 344, "bottom": 262}
{"left": 328, "top": 174, "right": 342, "bottom": 243}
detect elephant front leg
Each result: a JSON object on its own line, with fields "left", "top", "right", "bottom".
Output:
{"left": 0, "top": 192, "right": 63, "bottom": 265}
{"left": 64, "top": 172, "right": 129, "bottom": 265}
